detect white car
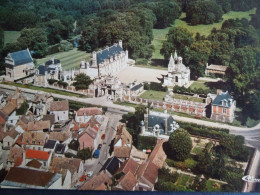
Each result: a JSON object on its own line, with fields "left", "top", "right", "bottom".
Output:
{"left": 87, "top": 171, "right": 93, "bottom": 177}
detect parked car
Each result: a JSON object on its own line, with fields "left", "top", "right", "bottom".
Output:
{"left": 87, "top": 171, "right": 93, "bottom": 177}
{"left": 79, "top": 175, "right": 86, "bottom": 182}
{"left": 93, "top": 149, "right": 100, "bottom": 158}
{"left": 98, "top": 144, "right": 102, "bottom": 150}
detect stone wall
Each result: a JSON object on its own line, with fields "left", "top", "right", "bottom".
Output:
{"left": 123, "top": 95, "right": 207, "bottom": 117}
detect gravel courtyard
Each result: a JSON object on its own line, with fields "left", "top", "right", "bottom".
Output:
{"left": 116, "top": 66, "right": 168, "bottom": 83}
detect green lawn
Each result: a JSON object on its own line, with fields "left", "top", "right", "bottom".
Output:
{"left": 139, "top": 90, "right": 168, "bottom": 101}
{"left": 4, "top": 31, "right": 20, "bottom": 45}
{"left": 2, "top": 82, "right": 87, "bottom": 98}
{"left": 36, "top": 48, "right": 91, "bottom": 70}
{"left": 191, "top": 146, "right": 204, "bottom": 155}
{"left": 206, "top": 180, "right": 222, "bottom": 192}
{"left": 189, "top": 81, "right": 209, "bottom": 90}
{"left": 151, "top": 8, "right": 256, "bottom": 60}
{"left": 172, "top": 94, "right": 204, "bottom": 103}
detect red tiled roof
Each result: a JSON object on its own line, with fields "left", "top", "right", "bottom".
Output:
{"left": 14, "top": 157, "right": 23, "bottom": 167}
{"left": 73, "top": 125, "right": 79, "bottom": 131}
{"left": 27, "top": 120, "right": 50, "bottom": 131}
{"left": 114, "top": 146, "right": 131, "bottom": 159}
{"left": 1, "top": 102, "right": 17, "bottom": 116}
{"left": 117, "top": 158, "right": 139, "bottom": 175}
{"left": 77, "top": 107, "right": 102, "bottom": 116}
{"left": 50, "top": 100, "right": 69, "bottom": 111}
{"left": 118, "top": 171, "right": 137, "bottom": 191}
{"left": 26, "top": 149, "right": 50, "bottom": 160}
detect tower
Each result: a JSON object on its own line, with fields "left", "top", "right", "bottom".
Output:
{"left": 92, "top": 51, "right": 97, "bottom": 67}
{"left": 168, "top": 53, "right": 175, "bottom": 72}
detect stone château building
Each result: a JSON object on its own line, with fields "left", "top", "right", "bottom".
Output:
{"left": 210, "top": 91, "right": 236, "bottom": 123}
{"left": 79, "top": 40, "right": 128, "bottom": 79}
{"left": 163, "top": 51, "right": 190, "bottom": 87}
{"left": 5, "top": 49, "right": 35, "bottom": 82}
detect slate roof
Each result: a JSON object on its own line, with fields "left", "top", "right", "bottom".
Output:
{"left": 212, "top": 91, "right": 233, "bottom": 108}
{"left": 8, "top": 49, "right": 33, "bottom": 66}
{"left": 44, "top": 140, "right": 57, "bottom": 149}
{"left": 148, "top": 111, "right": 175, "bottom": 132}
{"left": 50, "top": 100, "right": 69, "bottom": 111}
{"left": 97, "top": 44, "right": 123, "bottom": 65}
{"left": 38, "top": 65, "right": 47, "bottom": 75}
{"left": 54, "top": 143, "right": 66, "bottom": 154}
{"left": 101, "top": 157, "right": 121, "bottom": 176}
{"left": 45, "top": 59, "right": 60, "bottom": 66}
{"left": 1, "top": 167, "right": 60, "bottom": 188}
{"left": 131, "top": 84, "right": 143, "bottom": 91}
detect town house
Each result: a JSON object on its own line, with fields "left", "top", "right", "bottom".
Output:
{"left": 49, "top": 100, "right": 69, "bottom": 122}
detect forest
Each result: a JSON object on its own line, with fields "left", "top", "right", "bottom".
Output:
{"left": 0, "top": 0, "right": 259, "bottom": 122}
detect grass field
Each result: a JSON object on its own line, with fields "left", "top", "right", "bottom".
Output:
{"left": 140, "top": 90, "right": 168, "bottom": 101}
{"left": 4, "top": 31, "right": 20, "bottom": 46}
{"left": 36, "top": 48, "right": 91, "bottom": 70}
{"left": 151, "top": 8, "right": 256, "bottom": 60}
{"left": 172, "top": 94, "right": 204, "bottom": 103}
{"left": 189, "top": 81, "right": 209, "bottom": 90}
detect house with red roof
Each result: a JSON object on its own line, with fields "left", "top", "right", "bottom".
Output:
{"left": 78, "top": 126, "right": 98, "bottom": 150}
{"left": 49, "top": 100, "right": 69, "bottom": 122}
{"left": 24, "top": 149, "right": 52, "bottom": 169}
{"left": 75, "top": 107, "right": 102, "bottom": 123}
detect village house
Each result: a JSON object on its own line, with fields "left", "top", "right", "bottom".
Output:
{"left": 1, "top": 102, "right": 19, "bottom": 127}
{"left": 75, "top": 107, "right": 102, "bottom": 123}
{"left": 210, "top": 91, "right": 236, "bottom": 123}
{"left": 24, "top": 149, "right": 52, "bottom": 169}
{"left": 27, "top": 120, "right": 51, "bottom": 132}
{"left": 0, "top": 167, "right": 63, "bottom": 189}
{"left": 101, "top": 157, "right": 122, "bottom": 177}
{"left": 114, "top": 124, "right": 132, "bottom": 161}
{"left": 4, "top": 49, "right": 35, "bottom": 82}
{"left": 205, "top": 63, "right": 227, "bottom": 78}
{"left": 6, "top": 147, "right": 23, "bottom": 168}
{"left": 78, "top": 126, "right": 98, "bottom": 150}
{"left": 50, "top": 157, "right": 84, "bottom": 186}
{"left": 49, "top": 100, "right": 69, "bottom": 122}
{"left": 2, "top": 128, "right": 19, "bottom": 150}
{"left": 22, "top": 131, "right": 48, "bottom": 151}
{"left": 43, "top": 140, "right": 58, "bottom": 152}
{"left": 30, "top": 93, "right": 54, "bottom": 116}
{"left": 116, "top": 158, "right": 140, "bottom": 175}
{"left": 113, "top": 171, "right": 138, "bottom": 191}
{"left": 49, "top": 123, "right": 72, "bottom": 144}
{"left": 135, "top": 139, "right": 167, "bottom": 191}
{"left": 130, "top": 146, "right": 148, "bottom": 164}
{"left": 79, "top": 171, "right": 112, "bottom": 191}
{"left": 163, "top": 51, "right": 190, "bottom": 87}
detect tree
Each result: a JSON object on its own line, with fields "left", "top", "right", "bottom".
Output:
{"left": 77, "top": 148, "right": 92, "bottom": 161}
{"left": 186, "top": 0, "right": 224, "bottom": 25}
{"left": 68, "top": 140, "right": 79, "bottom": 151}
{"left": 58, "top": 40, "right": 73, "bottom": 52}
{"left": 168, "top": 128, "right": 192, "bottom": 161}
{"left": 16, "top": 101, "right": 29, "bottom": 115}
{"left": 160, "top": 27, "right": 194, "bottom": 60}
{"left": 72, "top": 73, "right": 93, "bottom": 90}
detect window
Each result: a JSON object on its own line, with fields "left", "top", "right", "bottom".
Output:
{"left": 44, "top": 162, "right": 46, "bottom": 166}
{"left": 32, "top": 141, "right": 35, "bottom": 144}
{"left": 38, "top": 147, "right": 41, "bottom": 150}
{"left": 223, "top": 108, "right": 227, "bottom": 114}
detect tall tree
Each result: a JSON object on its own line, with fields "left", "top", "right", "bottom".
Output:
{"left": 160, "top": 27, "right": 194, "bottom": 60}
{"left": 168, "top": 128, "right": 192, "bottom": 161}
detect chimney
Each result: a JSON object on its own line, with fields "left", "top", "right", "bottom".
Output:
{"left": 216, "top": 89, "right": 222, "bottom": 95}
{"left": 164, "top": 118, "right": 168, "bottom": 135}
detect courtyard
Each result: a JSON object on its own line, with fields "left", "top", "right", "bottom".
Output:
{"left": 116, "top": 66, "right": 168, "bottom": 83}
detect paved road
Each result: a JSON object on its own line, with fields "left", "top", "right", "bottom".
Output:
{"left": 0, "top": 84, "right": 135, "bottom": 113}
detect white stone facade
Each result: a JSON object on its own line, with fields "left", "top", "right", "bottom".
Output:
{"left": 163, "top": 51, "right": 190, "bottom": 87}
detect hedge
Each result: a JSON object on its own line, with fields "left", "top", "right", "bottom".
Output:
{"left": 136, "top": 135, "right": 157, "bottom": 150}
{"left": 144, "top": 82, "right": 168, "bottom": 92}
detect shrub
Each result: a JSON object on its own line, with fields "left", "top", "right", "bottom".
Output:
{"left": 65, "top": 152, "right": 77, "bottom": 158}
{"left": 58, "top": 80, "right": 68, "bottom": 88}
{"left": 136, "top": 135, "right": 157, "bottom": 150}
{"left": 48, "top": 79, "right": 58, "bottom": 85}
{"left": 68, "top": 140, "right": 79, "bottom": 151}
{"left": 77, "top": 148, "right": 92, "bottom": 160}
{"left": 16, "top": 101, "right": 29, "bottom": 115}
